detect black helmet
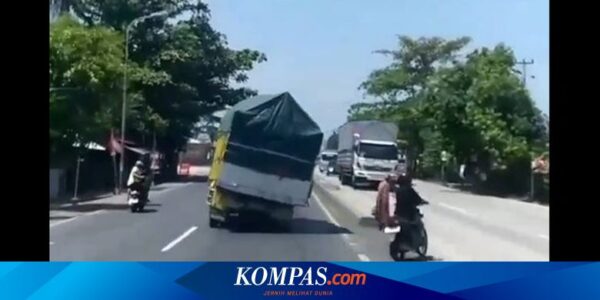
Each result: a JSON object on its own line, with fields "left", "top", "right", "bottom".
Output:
{"left": 396, "top": 172, "right": 411, "bottom": 185}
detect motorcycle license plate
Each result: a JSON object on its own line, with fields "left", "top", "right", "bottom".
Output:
{"left": 384, "top": 226, "right": 401, "bottom": 234}
{"left": 128, "top": 198, "right": 139, "bottom": 205}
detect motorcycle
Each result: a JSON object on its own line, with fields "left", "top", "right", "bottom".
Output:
{"left": 326, "top": 160, "right": 337, "bottom": 176}
{"left": 127, "top": 189, "right": 146, "bottom": 213}
{"left": 127, "top": 172, "right": 152, "bottom": 213}
{"left": 388, "top": 200, "right": 429, "bottom": 260}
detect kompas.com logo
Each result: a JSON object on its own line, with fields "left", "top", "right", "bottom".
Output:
{"left": 234, "top": 266, "right": 367, "bottom": 286}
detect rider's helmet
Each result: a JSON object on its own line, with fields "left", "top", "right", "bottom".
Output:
{"left": 396, "top": 171, "right": 412, "bottom": 186}
{"left": 135, "top": 160, "right": 144, "bottom": 168}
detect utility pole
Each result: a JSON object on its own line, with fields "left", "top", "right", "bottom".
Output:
{"left": 119, "top": 10, "right": 169, "bottom": 193}
{"left": 517, "top": 58, "right": 536, "bottom": 201}
{"left": 516, "top": 59, "right": 534, "bottom": 86}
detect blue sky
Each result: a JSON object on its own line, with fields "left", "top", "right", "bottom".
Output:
{"left": 203, "top": 0, "right": 549, "bottom": 133}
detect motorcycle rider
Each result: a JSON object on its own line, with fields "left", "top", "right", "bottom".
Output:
{"left": 390, "top": 172, "right": 428, "bottom": 257}
{"left": 127, "top": 160, "right": 148, "bottom": 201}
{"left": 373, "top": 172, "right": 399, "bottom": 230}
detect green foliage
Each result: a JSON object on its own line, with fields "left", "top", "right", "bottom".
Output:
{"left": 50, "top": 15, "right": 127, "bottom": 153}
{"left": 425, "top": 45, "right": 541, "bottom": 169}
{"left": 350, "top": 36, "right": 547, "bottom": 195}
{"left": 50, "top": 1, "right": 266, "bottom": 176}
{"left": 356, "top": 36, "right": 471, "bottom": 173}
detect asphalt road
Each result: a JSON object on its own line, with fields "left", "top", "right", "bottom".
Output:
{"left": 315, "top": 171, "right": 549, "bottom": 261}
{"left": 50, "top": 182, "right": 394, "bottom": 261}
{"left": 51, "top": 172, "right": 548, "bottom": 261}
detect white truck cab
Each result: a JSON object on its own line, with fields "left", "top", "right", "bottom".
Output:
{"left": 351, "top": 139, "right": 399, "bottom": 185}
{"left": 336, "top": 121, "right": 400, "bottom": 188}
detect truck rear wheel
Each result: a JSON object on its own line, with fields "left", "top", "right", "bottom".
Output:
{"left": 340, "top": 174, "right": 350, "bottom": 185}
{"left": 209, "top": 216, "right": 218, "bottom": 228}
{"left": 208, "top": 209, "right": 223, "bottom": 228}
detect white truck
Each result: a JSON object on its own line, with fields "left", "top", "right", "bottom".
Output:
{"left": 336, "top": 121, "right": 399, "bottom": 188}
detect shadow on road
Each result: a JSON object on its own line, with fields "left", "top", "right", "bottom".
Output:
{"left": 49, "top": 192, "right": 116, "bottom": 209}
{"left": 50, "top": 216, "right": 72, "bottom": 220}
{"left": 138, "top": 208, "right": 158, "bottom": 214}
{"left": 178, "top": 176, "right": 208, "bottom": 183}
{"left": 150, "top": 186, "right": 170, "bottom": 192}
{"left": 358, "top": 217, "right": 379, "bottom": 228}
{"left": 391, "top": 255, "right": 438, "bottom": 262}
{"left": 52, "top": 203, "right": 131, "bottom": 213}
{"left": 146, "top": 203, "right": 162, "bottom": 207}
{"left": 230, "top": 217, "right": 352, "bottom": 234}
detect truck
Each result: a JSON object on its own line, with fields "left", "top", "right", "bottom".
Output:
{"left": 177, "top": 138, "right": 213, "bottom": 180}
{"left": 207, "top": 92, "right": 323, "bottom": 229}
{"left": 336, "top": 121, "right": 399, "bottom": 188}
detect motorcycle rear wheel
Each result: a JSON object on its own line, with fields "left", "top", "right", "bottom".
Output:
{"left": 389, "top": 236, "right": 409, "bottom": 261}
{"left": 416, "top": 226, "right": 428, "bottom": 257}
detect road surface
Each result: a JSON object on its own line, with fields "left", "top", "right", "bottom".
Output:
{"left": 50, "top": 173, "right": 548, "bottom": 261}
{"left": 314, "top": 171, "right": 549, "bottom": 261}
{"left": 50, "top": 182, "right": 393, "bottom": 261}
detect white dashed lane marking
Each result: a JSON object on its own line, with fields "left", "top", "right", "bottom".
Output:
{"left": 357, "top": 254, "right": 370, "bottom": 261}
{"left": 161, "top": 226, "right": 198, "bottom": 252}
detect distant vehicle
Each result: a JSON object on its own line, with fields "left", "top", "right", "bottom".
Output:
{"left": 326, "top": 159, "right": 337, "bottom": 176}
{"left": 336, "top": 121, "right": 399, "bottom": 188}
{"left": 207, "top": 92, "right": 323, "bottom": 229}
{"left": 318, "top": 151, "right": 337, "bottom": 173}
{"left": 177, "top": 140, "right": 212, "bottom": 180}
{"left": 396, "top": 158, "right": 407, "bottom": 174}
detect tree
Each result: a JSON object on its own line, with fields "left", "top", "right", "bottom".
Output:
{"left": 354, "top": 36, "right": 471, "bottom": 174}
{"left": 425, "top": 45, "right": 541, "bottom": 165}
{"left": 50, "top": 16, "right": 125, "bottom": 155}
{"left": 360, "top": 36, "right": 471, "bottom": 100}
{"left": 49, "top": 15, "right": 166, "bottom": 153}
{"left": 132, "top": 8, "right": 266, "bottom": 177}
{"left": 353, "top": 35, "right": 547, "bottom": 195}
{"left": 59, "top": 0, "right": 267, "bottom": 178}
{"left": 421, "top": 45, "right": 545, "bottom": 192}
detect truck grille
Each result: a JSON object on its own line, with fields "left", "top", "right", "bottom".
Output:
{"left": 362, "top": 165, "right": 392, "bottom": 172}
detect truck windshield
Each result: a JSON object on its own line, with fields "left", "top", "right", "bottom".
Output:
{"left": 358, "top": 143, "right": 397, "bottom": 160}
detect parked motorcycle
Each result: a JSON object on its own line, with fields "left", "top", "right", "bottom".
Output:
{"left": 388, "top": 200, "right": 429, "bottom": 260}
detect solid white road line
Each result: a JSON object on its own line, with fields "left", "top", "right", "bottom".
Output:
{"left": 312, "top": 193, "right": 369, "bottom": 262}
{"left": 357, "top": 254, "right": 370, "bottom": 262}
{"left": 438, "top": 202, "right": 475, "bottom": 217}
{"left": 312, "top": 193, "right": 341, "bottom": 227}
{"left": 538, "top": 234, "right": 549, "bottom": 240}
{"left": 161, "top": 226, "right": 198, "bottom": 252}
